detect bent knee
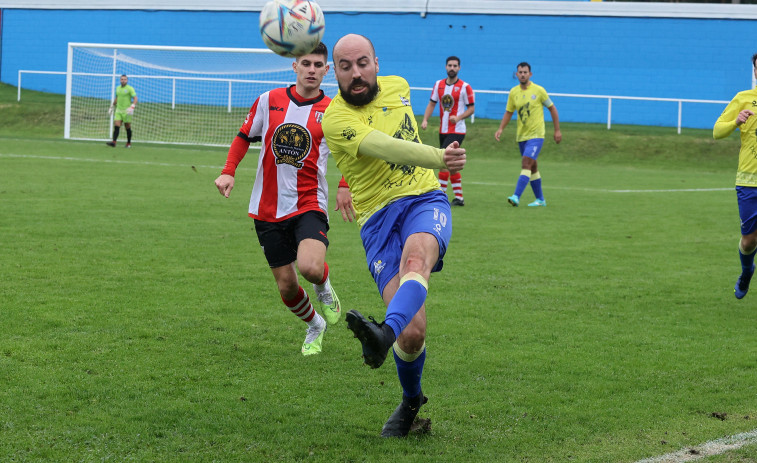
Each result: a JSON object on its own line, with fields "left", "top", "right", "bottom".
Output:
{"left": 398, "top": 325, "right": 426, "bottom": 351}
{"left": 298, "top": 262, "right": 322, "bottom": 283}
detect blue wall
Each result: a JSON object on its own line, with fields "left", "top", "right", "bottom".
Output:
{"left": 2, "top": 8, "right": 755, "bottom": 129}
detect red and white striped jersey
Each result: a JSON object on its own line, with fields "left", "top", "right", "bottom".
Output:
{"left": 429, "top": 78, "right": 475, "bottom": 135}
{"left": 231, "top": 86, "right": 331, "bottom": 222}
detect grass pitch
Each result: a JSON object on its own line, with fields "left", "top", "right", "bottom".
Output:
{"left": 2, "top": 83, "right": 757, "bottom": 462}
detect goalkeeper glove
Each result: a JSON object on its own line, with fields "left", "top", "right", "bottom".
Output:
{"left": 108, "top": 105, "right": 114, "bottom": 116}
{"left": 126, "top": 104, "right": 135, "bottom": 115}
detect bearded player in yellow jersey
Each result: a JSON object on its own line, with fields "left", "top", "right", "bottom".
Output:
{"left": 323, "top": 34, "right": 466, "bottom": 438}
{"left": 714, "top": 52, "right": 757, "bottom": 299}
{"left": 495, "top": 62, "right": 561, "bottom": 207}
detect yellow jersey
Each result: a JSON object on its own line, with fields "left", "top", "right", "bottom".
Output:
{"left": 714, "top": 88, "right": 757, "bottom": 186}
{"left": 323, "top": 76, "right": 441, "bottom": 226}
{"left": 505, "top": 82, "right": 553, "bottom": 142}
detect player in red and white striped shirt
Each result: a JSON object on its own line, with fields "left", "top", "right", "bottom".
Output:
{"left": 214, "top": 43, "right": 341, "bottom": 356}
{"left": 421, "top": 56, "right": 475, "bottom": 206}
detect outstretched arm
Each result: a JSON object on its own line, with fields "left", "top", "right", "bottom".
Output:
{"left": 357, "top": 130, "right": 465, "bottom": 173}
{"left": 442, "top": 140, "right": 466, "bottom": 174}
{"left": 358, "top": 130, "right": 446, "bottom": 169}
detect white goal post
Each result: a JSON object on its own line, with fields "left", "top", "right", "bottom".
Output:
{"left": 64, "top": 42, "right": 338, "bottom": 146}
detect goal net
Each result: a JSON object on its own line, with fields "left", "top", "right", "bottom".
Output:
{"left": 64, "top": 43, "right": 338, "bottom": 146}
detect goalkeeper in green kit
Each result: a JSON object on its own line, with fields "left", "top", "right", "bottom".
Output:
{"left": 107, "top": 74, "right": 138, "bottom": 148}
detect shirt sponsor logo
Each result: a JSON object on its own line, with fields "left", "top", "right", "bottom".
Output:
{"left": 271, "top": 123, "right": 311, "bottom": 168}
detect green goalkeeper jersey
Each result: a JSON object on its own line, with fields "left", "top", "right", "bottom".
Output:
{"left": 115, "top": 84, "right": 136, "bottom": 110}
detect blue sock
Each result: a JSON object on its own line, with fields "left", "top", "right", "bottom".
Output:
{"left": 384, "top": 279, "right": 427, "bottom": 338}
{"left": 514, "top": 174, "right": 530, "bottom": 197}
{"left": 530, "top": 178, "right": 543, "bottom": 201}
{"left": 394, "top": 347, "right": 425, "bottom": 399}
{"left": 739, "top": 247, "right": 756, "bottom": 273}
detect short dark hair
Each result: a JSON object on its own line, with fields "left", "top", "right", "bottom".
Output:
{"left": 299, "top": 42, "right": 328, "bottom": 62}
{"left": 121, "top": 74, "right": 128, "bottom": 78}
{"left": 446, "top": 56, "right": 460, "bottom": 66}
{"left": 517, "top": 62, "right": 531, "bottom": 71}
{"left": 752, "top": 53, "right": 757, "bottom": 69}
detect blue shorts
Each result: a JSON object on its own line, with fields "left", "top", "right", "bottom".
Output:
{"left": 360, "top": 190, "right": 452, "bottom": 296}
{"left": 519, "top": 138, "right": 544, "bottom": 160}
{"left": 737, "top": 186, "right": 757, "bottom": 235}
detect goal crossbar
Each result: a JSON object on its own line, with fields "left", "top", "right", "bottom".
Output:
{"left": 64, "top": 42, "right": 332, "bottom": 146}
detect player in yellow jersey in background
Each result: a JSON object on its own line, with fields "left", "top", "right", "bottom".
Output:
{"left": 495, "top": 62, "right": 561, "bottom": 207}
{"left": 714, "top": 52, "right": 757, "bottom": 299}
{"left": 323, "top": 34, "right": 466, "bottom": 438}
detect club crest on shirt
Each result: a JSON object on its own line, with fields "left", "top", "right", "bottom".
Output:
{"left": 271, "top": 123, "right": 311, "bottom": 168}
{"left": 373, "top": 259, "right": 385, "bottom": 275}
{"left": 393, "top": 113, "right": 420, "bottom": 144}
{"left": 342, "top": 127, "right": 357, "bottom": 140}
{"left": 384, "top": 113, "right": 421, "bottom": 180}
{"left": 314, "top": 111, "right": 324, "bottom": 123}
{"left": 400, "top": 95, "right": 410, "bottom": 106}
{"left": 441, "top": 94, "right": 454, "bottom": 112}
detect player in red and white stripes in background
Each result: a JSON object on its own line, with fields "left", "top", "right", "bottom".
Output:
{"left": 214, "top": 43, "right": 342, "bottom": 356}
{"left": 421, "top": 56, "right": 475, "bottom": 206}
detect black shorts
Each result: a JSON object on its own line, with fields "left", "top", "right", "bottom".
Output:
{"left": 254, "top": 210, "right": 329, "bottom": 268}
{"left": 439, "top": 133, "right": 465, "bottom": 149}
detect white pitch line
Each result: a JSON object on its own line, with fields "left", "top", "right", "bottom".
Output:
{"left": 465, "top": 180, "right": 731, "bottom": 193}
{"left": 608, "top": 188, "right": 732, "bottom": 193}
{"left": 635, "top": 429, "right": 757, "bottom": 463}
{"left": 0, "top": 152, "right": 224, "bottom": 170}
{"left": 2, "top": 153, "right": 733, "bottom": 194}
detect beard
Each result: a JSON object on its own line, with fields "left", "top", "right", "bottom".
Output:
{"left": 339, "top": 78, "right": 380, "bottom": 107}
{"left": 447, "top": 69, "right": 457, "bottom": 79}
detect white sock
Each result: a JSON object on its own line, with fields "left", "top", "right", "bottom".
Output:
{"left": 306, "top": 313, "right": 325, "bottom": 331}
{"left": 314, "top": 278, "right": 332, "bottom": 304}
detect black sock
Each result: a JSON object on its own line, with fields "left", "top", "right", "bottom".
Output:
{"left": 113, "top": 126, "right": 120, "bottom": 141}
{"left": 126, "top": 128, "right": 132, "bottom": 143}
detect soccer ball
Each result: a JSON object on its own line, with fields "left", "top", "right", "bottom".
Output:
{"left": 259, "top": 0, "right": 325, "bottom": 58}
